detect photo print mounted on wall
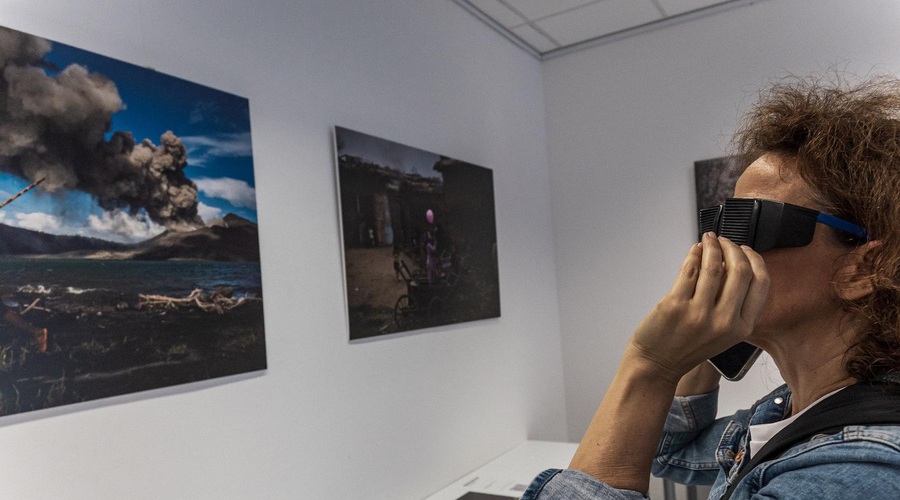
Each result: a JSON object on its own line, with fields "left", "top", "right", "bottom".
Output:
{"left": 0, "top": 25, "right": 266, "bottom": 417}
{"left": 694, "top": 155, "right": 744, "bottom": 212}
{"left": 334, "top": 126, "right": 501, "bottom": 340}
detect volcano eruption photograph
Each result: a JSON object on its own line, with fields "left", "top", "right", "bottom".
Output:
{"left": 0, "top": 25, "right": 265, "bottom": 417}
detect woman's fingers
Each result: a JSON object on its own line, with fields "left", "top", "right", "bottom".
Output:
{"left": 710, "top": 238, "right": 766, "bottom": 343}
{"left": 715, "top": 239, "right": 770, "bottom": 327}
{"left": 668, "top": 241, "right": 703, "bottom": 300}
{"left": 716, "top": 237, "right": 754, "bottom": 310}
{"left": 635, "top": 235, "right": 770, "bottom": 377}
{"left": 692, "top": 232, "right": 725, "bottom": 305}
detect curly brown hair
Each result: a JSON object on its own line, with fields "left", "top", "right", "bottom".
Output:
{"left": 734, "top": 73, "right": 900, "bottom": 380}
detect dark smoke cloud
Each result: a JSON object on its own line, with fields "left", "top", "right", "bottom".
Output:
{"left": 0, "top": 26, "right": 202, "bottom": 230}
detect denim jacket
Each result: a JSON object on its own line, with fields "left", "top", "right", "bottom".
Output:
{"left": 522, "top": 383, "right": 900, "bottom": 499}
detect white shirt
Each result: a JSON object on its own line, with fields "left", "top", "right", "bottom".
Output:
{"left": 748, "top": 387, "right": 846, "bottom": 458}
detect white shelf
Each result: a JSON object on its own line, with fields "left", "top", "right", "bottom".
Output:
{"left": 426, "top": 441, "right": 579, "bottom": 500}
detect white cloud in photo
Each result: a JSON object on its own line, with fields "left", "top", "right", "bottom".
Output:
{"left": 195, "top": 177, "right": 256, "bottom": 209}
{"left": 86, "top": 209, "right": 166, "bottom": 243}
{"left": 197, "top": 201, "right": 223, "bottom": 224}
{"left": 182, "top": 132, "right": 252, "bottom": 166}
{"left": 14, "top": 211, "right": 62, "bottom": 232}
{"left": 14, "top": 212, "right": 62, "bottom": 234}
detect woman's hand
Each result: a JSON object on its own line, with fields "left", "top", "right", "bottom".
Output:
{"left": 569, "top": 234, "right": 769, "bottom": 493}
{"left": 626, "top": 233, "right": 770, "bottom": 384}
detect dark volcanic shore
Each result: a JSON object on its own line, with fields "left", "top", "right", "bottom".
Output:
{"left": 0, "top": 297, "right": 266, "bottom": 416}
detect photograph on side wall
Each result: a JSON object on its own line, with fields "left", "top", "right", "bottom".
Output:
{"left": 694, "top": 155, "right": 744, "bottom": 212}
{"left": 334, "top": 126, "right": 500, "bottom": 340}
{"left": 0, "top": 25, "right": 266, "bottom": 417}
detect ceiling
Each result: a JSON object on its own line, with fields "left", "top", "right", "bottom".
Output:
{"left": 453, "top": 0, "right": 759, "bottom": 60}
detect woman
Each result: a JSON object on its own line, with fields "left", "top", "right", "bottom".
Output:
{"left": 524, "top": 75, "right": 900, "bottom": 499}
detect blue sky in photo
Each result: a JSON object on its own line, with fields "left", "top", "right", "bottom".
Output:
{"left": 0, "top": 32, "right": 257, "bottom": 243}
{"left": 335, "top": 126, "right": 442, "bottom": 180}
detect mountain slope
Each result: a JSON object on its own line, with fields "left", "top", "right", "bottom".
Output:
{"left": 0, "top": 224, "right": 127, "bottom": 255}
{"left": 132, "top": 214, "right": 260, "bottom": 261}
{"left": 0, "top": 213, "right": 260, "bottom": 261}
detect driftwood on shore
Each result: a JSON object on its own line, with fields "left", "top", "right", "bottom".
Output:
{"left": 138, "top": 288, "right": 259, "bottom": 314}
{"left": 19, "top": 298, "right": 45, "bottom": 315}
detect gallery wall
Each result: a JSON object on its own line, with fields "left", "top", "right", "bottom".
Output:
{"left": 543, "top": 0, "right": 900, "bottom": 441}
{"left": 0, "top": 1, "right": 568, "bottom": 499}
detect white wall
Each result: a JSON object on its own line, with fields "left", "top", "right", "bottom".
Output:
{"left": 0, "top": 1, "right": 568, "bottom": 498}
{"left": 544, "top": 0, "right": 900, "bottom": 441}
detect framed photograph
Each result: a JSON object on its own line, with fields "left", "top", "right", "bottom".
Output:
{"left": 334, "top": 126, "right": 501, "bottom": 340}
{"left": 694, "top": 155, "right": 743, "bottom": 212}
{"left": 0, "top": 25, "right": 265, "bottom": 417}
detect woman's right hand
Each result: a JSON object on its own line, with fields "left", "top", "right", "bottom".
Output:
{"left": 625, "top": 233, "right": 770, "bottom": 385}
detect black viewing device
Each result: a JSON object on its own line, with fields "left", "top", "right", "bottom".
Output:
{"left": 697, "top": 197, "right": 867, "bottom": 380}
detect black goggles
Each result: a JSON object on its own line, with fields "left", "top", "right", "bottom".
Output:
{"left": 699, "top": 198, "right": 868, "bottom": 252}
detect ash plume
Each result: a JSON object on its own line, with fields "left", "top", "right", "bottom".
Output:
{"left": 0, "top": 26, "right": 202, "bottom": 230}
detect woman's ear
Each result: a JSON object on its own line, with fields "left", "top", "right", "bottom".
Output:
{"left": 835, "top": 240, "right": 882, "bottom": 302}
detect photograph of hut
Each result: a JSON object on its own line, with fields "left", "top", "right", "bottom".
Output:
{"left": 0, "top": 25, "right": 265, "bottom": 417}
{"left": 334, "top": 126, "right": 500, "bottom": 340}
